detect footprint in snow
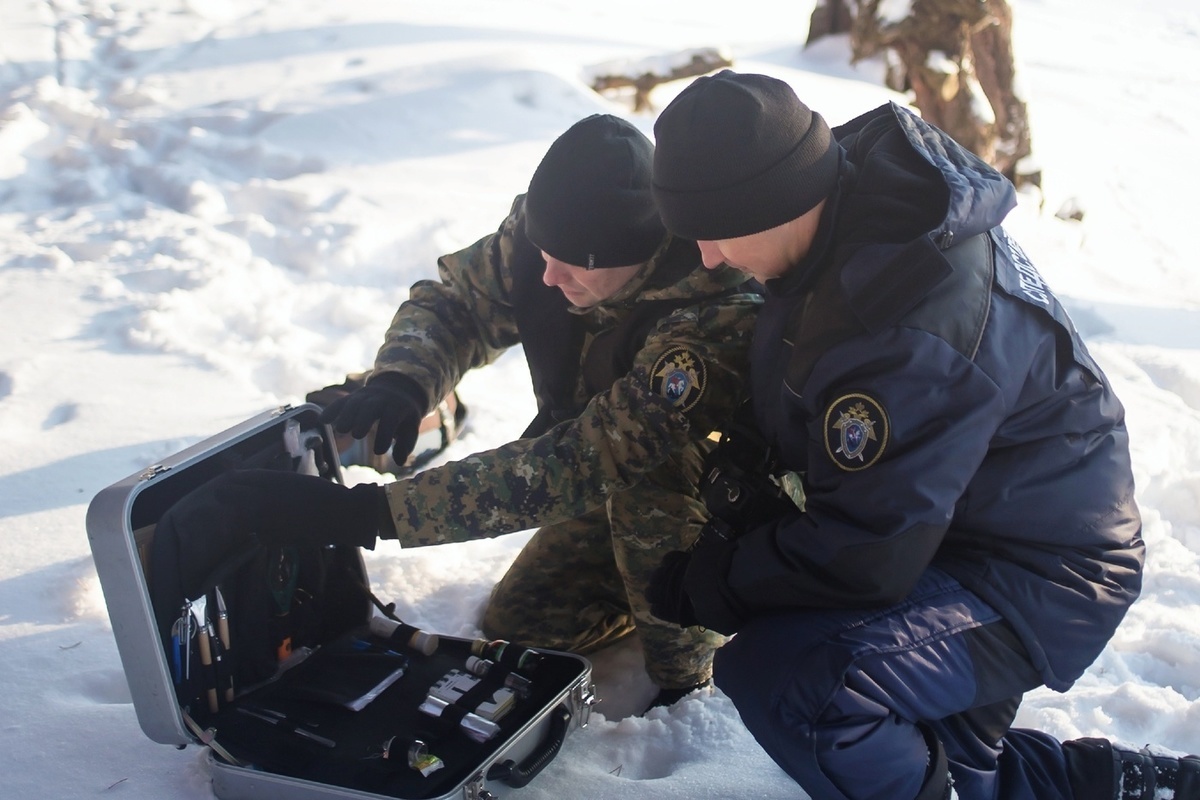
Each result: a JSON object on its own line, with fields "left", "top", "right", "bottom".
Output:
{"left": 43, "top": 402, "right": 79, "bottom": 429}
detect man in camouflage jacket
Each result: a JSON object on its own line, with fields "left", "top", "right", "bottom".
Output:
{"left": 318, "top": 114, "right": 761, "bottom": 704}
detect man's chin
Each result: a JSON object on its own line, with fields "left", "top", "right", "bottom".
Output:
{"left": 559, "top": 289, "right": 595, "bottom": 308}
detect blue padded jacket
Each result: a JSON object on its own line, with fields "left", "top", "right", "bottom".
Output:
{"left": 685, "top": 103, "right": 1143, "bottom": 691}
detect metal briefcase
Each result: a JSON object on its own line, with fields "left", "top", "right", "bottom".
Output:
{"left": 86, "top": 404, "right": 595, "bottom": 800}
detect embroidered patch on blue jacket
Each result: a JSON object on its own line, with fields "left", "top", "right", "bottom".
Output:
{"left": 824, "top": 392, "right": 889, "bottom": 471}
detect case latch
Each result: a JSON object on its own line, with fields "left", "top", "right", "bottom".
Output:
{"left": 463, "top": 775, "right": 498, "bottom": 800}
{"left": 137, "top": 464, "right": 171, "bottom": 481}
{"left": 575, "top": 682, "right": 597, "bottom": 728}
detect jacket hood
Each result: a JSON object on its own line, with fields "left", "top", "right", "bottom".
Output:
{"left": 834, "top": 103, "right": 1016, "bottom": 249}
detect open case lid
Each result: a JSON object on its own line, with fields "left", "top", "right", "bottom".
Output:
{"left": 85, "top": 404, "right": 347, "bottom": 746}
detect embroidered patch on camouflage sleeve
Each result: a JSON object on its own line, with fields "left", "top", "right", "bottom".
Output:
{"left": 824, "top": 392, "right": 889, "bottom": 471}
{"left": 650, "top": 346, "right": 707, "bottom": 413}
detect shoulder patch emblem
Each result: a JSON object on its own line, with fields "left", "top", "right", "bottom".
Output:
{"left": 650, "top": 346, "right": 707, "bottom": 413}
{"left": 824, "top": 392, "right": 889, "bottom": 471}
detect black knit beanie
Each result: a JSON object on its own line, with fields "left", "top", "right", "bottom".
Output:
{"left": 525, "top": 114, "right": 666, "bottom": 269}
{"left": 652, "top": 70, "right": 840, "bottom": 241}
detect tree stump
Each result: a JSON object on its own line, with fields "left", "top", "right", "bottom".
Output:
{"left": 807, "top": 0, "right": 1035, "bottom": 187}
{"left": 588, "top": 47, "right": 734, "bottom": 112}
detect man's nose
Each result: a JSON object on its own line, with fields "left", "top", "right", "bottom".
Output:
{"left": 697, "top": 241, "right": 725, "bottom": 269}
{"left": 542, "top": 256, "right": 569, "bottom": 286}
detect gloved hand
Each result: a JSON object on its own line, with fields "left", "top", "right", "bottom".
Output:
{"left": 157, "top": 469, "right": 391, "bottom": 564}
{"left": 214, "top": 469, "right": 393, "bottom": 548}
{"left": 319, "top": 372, "right": 428, "bottom": 465}
{"left": 646, "top": 550, "right": 698, "bottom": 628}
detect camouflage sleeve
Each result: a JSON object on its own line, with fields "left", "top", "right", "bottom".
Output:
{"left": 383, "top": 292, "right": 761, "bottom": 546}
{"left": 371, "top": 197, "right": 528, "bottom": 410}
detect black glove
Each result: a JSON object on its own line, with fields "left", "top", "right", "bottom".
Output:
{"left": 305, "top": 372, "right": 366, "bottom": 407}
{"left": 646, "top": 550, "right": 698, "bottom": 628}
{"left": 319, "top": 372, "right": 427, "bottom": 464}
{"left": 214, "top": 469, "right": 392, "bottom": 548}
{"left": 157, "top": 469, "right": 390, "bottom": 558}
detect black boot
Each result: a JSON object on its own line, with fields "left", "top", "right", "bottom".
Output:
{"left": 1063, "top": 737, "right": 1200, "bottom": 799}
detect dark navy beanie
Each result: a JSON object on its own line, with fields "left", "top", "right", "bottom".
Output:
{"left": 525, "top": 114, "right": 667, "bottom": 269}
{"left": 652, "top": 70, "right": 840, "bottom": 241}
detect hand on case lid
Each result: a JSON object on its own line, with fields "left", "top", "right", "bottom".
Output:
{"left": 319, "top": 372, "right": 428, "bottom": 464}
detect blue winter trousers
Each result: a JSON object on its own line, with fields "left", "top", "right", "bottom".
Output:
{"left": 713, "top": 569, "right": 1080, "bottom": 800}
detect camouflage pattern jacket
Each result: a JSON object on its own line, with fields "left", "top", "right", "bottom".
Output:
{"left": 374, "top": 195, "right": 761, "bottom": 546}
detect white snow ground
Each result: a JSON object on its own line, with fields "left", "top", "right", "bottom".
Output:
{"left": 1, "top": 0, "right": 1198, "bottom": 797}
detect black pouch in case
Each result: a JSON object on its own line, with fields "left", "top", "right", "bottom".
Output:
{"left": 87, "top": 404, "right": 595, "bottom": 800}
{"left": 151, "top": 536, "right": 365, "bottom": 721}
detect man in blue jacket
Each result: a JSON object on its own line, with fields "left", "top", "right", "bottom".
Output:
{"left": 646, "top": 70, "right": 1198, "bottom": 800}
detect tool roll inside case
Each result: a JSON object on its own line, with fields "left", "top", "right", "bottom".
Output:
{"left": 86, "top": 404, "right": 595, "bottom": 800}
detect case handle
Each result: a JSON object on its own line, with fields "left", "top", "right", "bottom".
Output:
{"left": 486, "top": 704, "right": 572, "bottom": 788}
